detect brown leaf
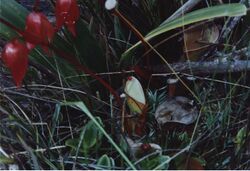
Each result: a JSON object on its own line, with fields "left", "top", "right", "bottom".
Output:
{"left": 155, "top": 96, "right": 198, "bottom": 125}
{"left": 183, "top": 23, "right": 219, "bottom": 61}
{"left": 177, "top": 157, "right": 205, "bottom": 170}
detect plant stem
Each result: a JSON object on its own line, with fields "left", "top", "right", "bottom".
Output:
{"left": 113, "top": 9, "right": 148, "bottom": 49}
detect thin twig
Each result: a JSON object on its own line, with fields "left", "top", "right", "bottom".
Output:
{"left": 150, "top": 60, "right": 250, "bottom": 74}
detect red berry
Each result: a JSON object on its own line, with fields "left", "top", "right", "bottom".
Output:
{"left": 23, "top": 12, "right": 55, "bottom": 50}
{"left": 140, "top": 143, "right": 151, "bottom": 151}
{"left": 55, "top": 0, "right": 80, "bottom": 37}
{"left": 128, "top": 76, "right": 133, "bottom": 81}
{"left": 2, "top": 39, "right": 29, "bottom": 87}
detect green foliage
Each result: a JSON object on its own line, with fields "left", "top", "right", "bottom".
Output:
{"left": 65, "top": 118, "right": 104, "bottom": 153}
{"left": 74, "top": 21, "right": 106, "bottom": 72}
{"left": 147, "top": 90, "right": 166, "bottom": 112}
{"left": 96, "top": 154, "right": 115, "bottom": 169}
{"left": 234, "top": 126, "right": 247, "bottom": 153}
{"left": 82, "top": 118, "right": 103, "bottom": 150}
{"left": 140, "top": 155, "right": 170, "bottom": 170}
{"left": 0, "top": 156, "right": 14, "bottom": 164}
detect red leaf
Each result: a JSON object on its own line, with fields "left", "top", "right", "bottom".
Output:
{"left": 55, "top": 0, "right": 80, "bottom": 36}
{"left": 23, "top": 12, "right": 55, "bottom": 48}
{"left": 1, "top": 39, "right": 29, "bottom": 87}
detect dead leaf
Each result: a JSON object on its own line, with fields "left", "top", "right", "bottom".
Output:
{"left": 155, "top": 96, "right": 198, "bottom": 125}
{"left": 175, "top": 156, "right": 205, "bottom": 170}
{"left": 126, "top": 96, "right": 146, "bottom": 114}
{"left": 183, "top": 23, "right": 220, "bottom": 61}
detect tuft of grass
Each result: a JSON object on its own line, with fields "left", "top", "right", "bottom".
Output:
{"left": 1, "top": 0, "right": 250, "bottom": 170}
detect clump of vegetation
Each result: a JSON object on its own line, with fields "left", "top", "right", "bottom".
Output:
{"left": 0, "top": 0, "right": 249, "bottom": 169}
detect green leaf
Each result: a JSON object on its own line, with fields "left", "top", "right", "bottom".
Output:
{"left": 0, "top": 23, "right": 18, "bottom": 40}
{"left": 158, "top": 155, "right": 170, "bottom": 170}
{"left": 74, "top": 20, "right": 106, "bottom": 72}
{"left": 82, "top": 118, "right": 103, "bottom": 150}
{"left": 65, "top": 118, "right": 103, "bottom": 153}
{"left": 97, "top": 154, "right": 114, "bottom": 169}
{"left": 0, "top": 156, "right": 14, "bottom": 164}
{"left": 235, "top": 127, "right": 247, "bottom": 144}
{"left": 0, "top": 0, "right": 27, "bottom": 30}
{"left": 49, "top": 104, "right": 62, "bottom": 146}
{"left": 65, "top": 138, "right": 82, "bottom": 151}
{"left": 120, "top": 3, "right": 247, "bottom": 65}
{"left": 119, "top": 136, "right": 129, "bottom": 154}
{"left": 140, "top": 155, "right": 170, "bottom": 170}
{"left": 234, "top": 126, "right": 247, "bottom": 153}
